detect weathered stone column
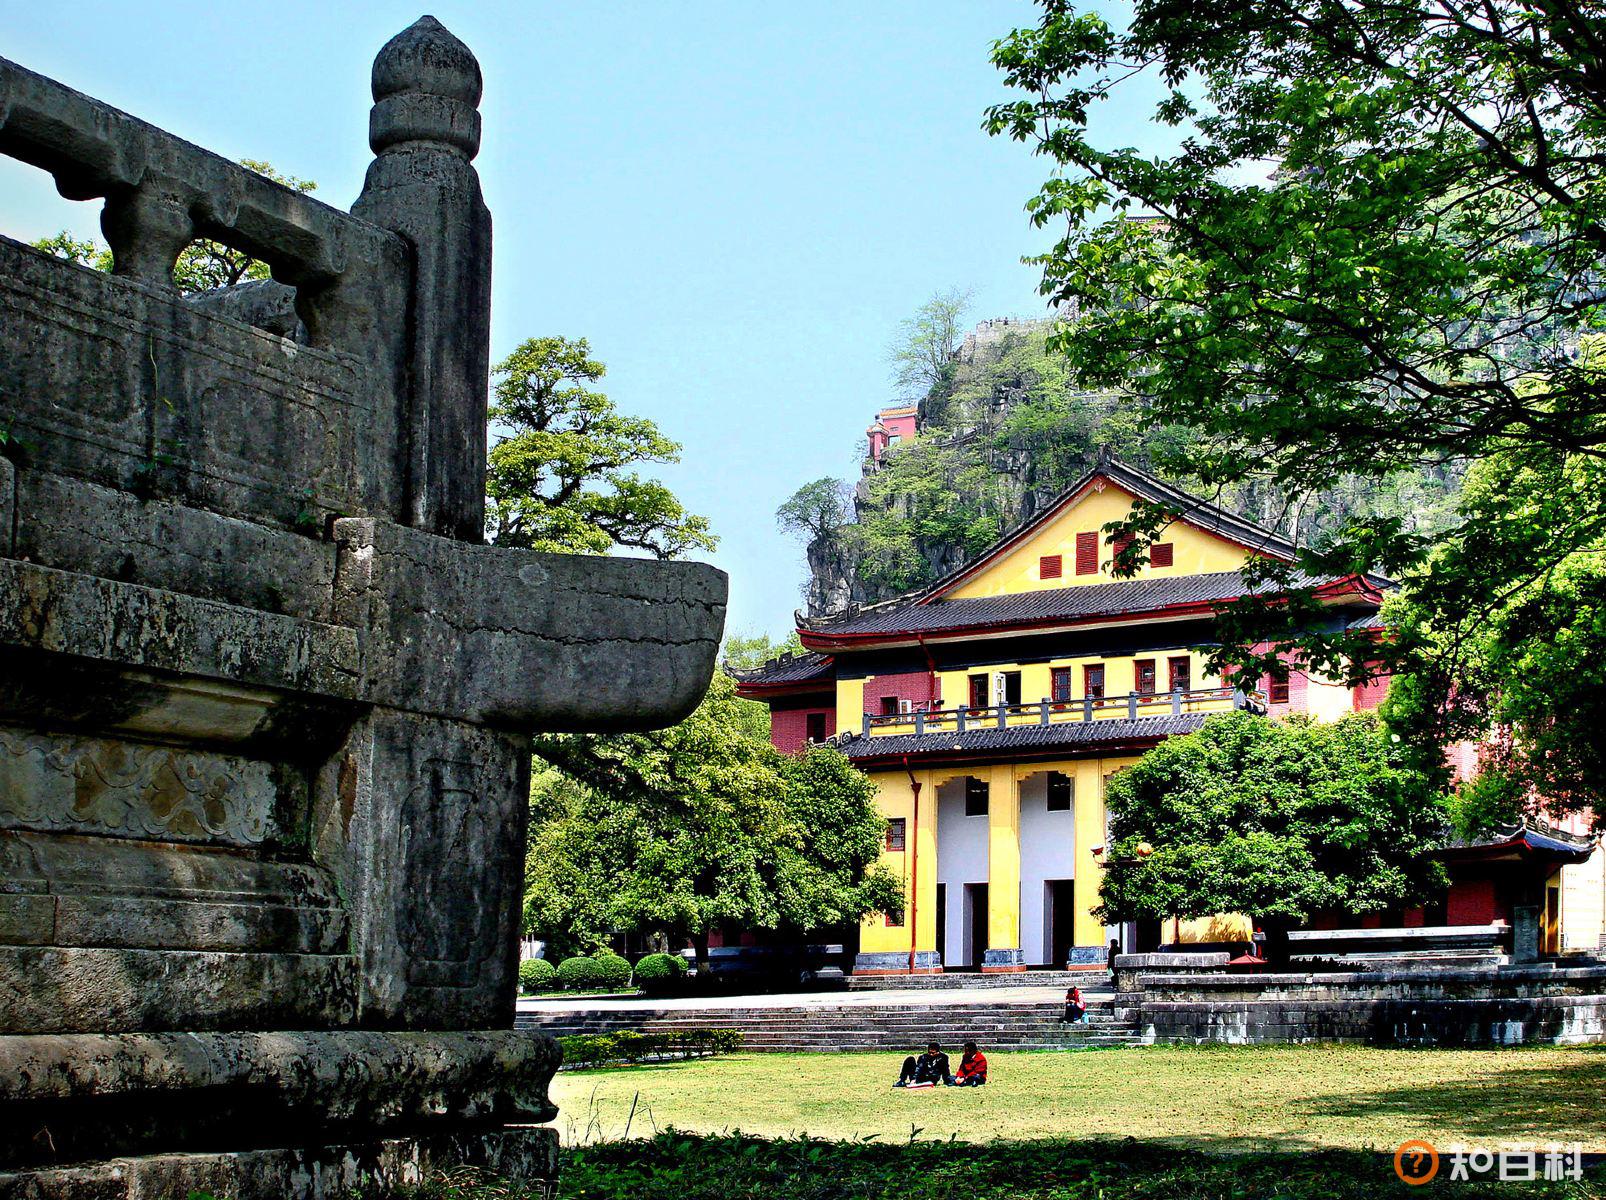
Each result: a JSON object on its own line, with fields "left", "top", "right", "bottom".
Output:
{"left": 353, "top": 16, "right": 493, "bottom": 542}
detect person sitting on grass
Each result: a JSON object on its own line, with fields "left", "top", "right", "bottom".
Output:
{"left": 949, "top": 1041, "right": 987, "bottom": 1087}
{"left": 894, "top": 1042, "right": 951, "bottom": 1088}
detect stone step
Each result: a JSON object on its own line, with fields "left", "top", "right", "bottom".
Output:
{"left": 847, "top": 970, "right": 1113, "bottom": 991}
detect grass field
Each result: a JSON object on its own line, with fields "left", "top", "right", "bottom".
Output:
{"left": 550, "top": 1044, "right": 1606, "bottom": 1153}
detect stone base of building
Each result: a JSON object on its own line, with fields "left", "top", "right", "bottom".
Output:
{"left": 0, "top": 1029, "right": 560, "bottom": 1196}
{"left": 1067, "top": 945, "right": 1108, "bottom": 966}
{"left": 1121, "top": 964, "right": 1606, "bottom": 1046}
{"left": 852, "top": 950, "right": 943, "bottom": 974}
{"left": 981, "top": 947, "right": 1026, "bottom": 973}
{"left": 0, "top": 1126, "right": 559, "bottom": 1200}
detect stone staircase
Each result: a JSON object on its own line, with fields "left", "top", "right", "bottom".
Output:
{"left": 517, "top": 996, "right": 1142, "bottom": 1053}
{"left": 847, "top": 969, "right": 1112, "bottom": 991}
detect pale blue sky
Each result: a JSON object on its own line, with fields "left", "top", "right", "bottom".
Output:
{"left": 0, "top": 1, "right": 1151, "bottom": 641}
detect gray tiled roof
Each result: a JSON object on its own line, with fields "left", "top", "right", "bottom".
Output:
{"left": 730, "top": 651, "right": 834, "bottom": 688}
{"left": 839, "top": 713, "right": 1209, "bottom": 760}
{"left": 802, "top": 570, "right": 1306, "bottom": 639}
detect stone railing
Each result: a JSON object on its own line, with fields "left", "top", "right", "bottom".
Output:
{"left": 861, "top": 684, "right": 1261, "bottom": 737}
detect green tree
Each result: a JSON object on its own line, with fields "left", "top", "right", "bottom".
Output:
{"left": 985, "top": 1, "right": 1606, "bottom": 688}
{"left": 32, "top": 159, "right": 315, "bottom": 292}
{"left": 776, "top": 477, "right": 852, "bottom": 546}
{"left": 1381, "top": 443, "right": 1606, "bottom": 828}
{"left": 524, "top": 672, "right": 901, "bottom": 969}
{"left": 722, "top": 630, "right": 805, "bottom": 671}
{"left": 486, "top": 336, "right": 715, "bottom": 558}
{"left": 888, "top": 287, "right": 973, "bottom": 402}
{"left": 1098, "top": 712, "right": 1448, "bottom": 958}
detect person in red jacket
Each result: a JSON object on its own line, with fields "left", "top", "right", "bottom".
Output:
{"left": 950, "top": 1041, "right": 987, "bottom": 1087}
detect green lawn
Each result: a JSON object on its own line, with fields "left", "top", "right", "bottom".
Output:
{"left": 550, "top": 1044, "right": 1606, "bottom": 1153}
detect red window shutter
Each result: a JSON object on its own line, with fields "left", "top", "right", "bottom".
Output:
{"left": 1269, "top": 676, "right": 1290, "bottom": 704}
{"left": 1168, "top": 656, "right": 1192, "bottom": 693}
{"left": 1051, "top": 667, "right": 1072, "bottom": 702}
{"left": 1039, "top": 554, "right": 1063, "bottom": 580}
{"left": 1075, "top": 531, "right": 1098, "bottom": 575}
{"left": 1135, "top": 659, "right": 1156, "bottom": 695}
{"left": 1150, "top": 542, "right": 1174, "bottom": 568}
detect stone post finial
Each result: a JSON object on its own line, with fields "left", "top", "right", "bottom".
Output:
{"left": 370, "top": 15, "right": 482, "bottom": 160}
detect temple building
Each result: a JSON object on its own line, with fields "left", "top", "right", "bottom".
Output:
{"left": 737, "top": 455, "right": 1604, "bottom": 974}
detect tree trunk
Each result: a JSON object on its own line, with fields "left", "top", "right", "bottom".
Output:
{"left": 689, "top": 929, "right": 711, "bottom": 978}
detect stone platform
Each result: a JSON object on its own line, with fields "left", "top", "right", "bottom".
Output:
{"left": 518, "top": 987, "right": 1140, "bottom": 1052}
{"left": 847, "top": 969, "right": 1112, "bottom": 991}
{"left": 1120, "top": 964, "right": 1606, "bottom": 1045}
{"left": 0, "top": 1128, "right": 557, "bottom": 1200}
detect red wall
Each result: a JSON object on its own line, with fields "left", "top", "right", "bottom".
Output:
{"left": 1352, "top": 671, "right": 1390, "bottom": 712}
{"left": 861, "top": 671, "right": 937, "bottom": 715}
{"left": 1447, "top": 878, "right": 1501, "bottom": 926}
{"left": 771, "top": 706, "right": 835, "bottom": 754}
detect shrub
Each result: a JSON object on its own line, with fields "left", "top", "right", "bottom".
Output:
{"left": 632, "top": 952, "right": 686, "bottom": 993}
{"left": 556, "top": 955, "right": 603, "bottom": 990}
{"left": 557, "top": 1033, "right": 617, "bottom": 1067}
{"left": 518, "top": 957, "right": 556, "bottom": 994}
{"left": 592, "top": 951, "right": 633, "bottom": 990}
{"left": 556, "top": 1027, "right": 742, "bottom": 1070}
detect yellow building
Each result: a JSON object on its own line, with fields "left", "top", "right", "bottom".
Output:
{"left": 739, "top": 457, "right": 1389, "bottom": 973}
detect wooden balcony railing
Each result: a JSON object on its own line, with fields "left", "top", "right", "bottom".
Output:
{"left": 861, "top": 685, "right": 1262, "bottom": 737}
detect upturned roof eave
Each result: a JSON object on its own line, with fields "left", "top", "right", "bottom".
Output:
{"left": 798, "top": 573, "right": 1384, "bottom": 654}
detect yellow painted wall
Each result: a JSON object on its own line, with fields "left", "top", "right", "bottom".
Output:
{"left": 858, "top": 769, "right": 939, "bottom": 958}
{"left": 834, "top": 677, "right": 866, "bottom": 739}
{"left": 986, "top": 764, "right": 1021, "bottom": 952}
{"left": 943, "top": 480, "right": 1255, "bottom": 600}
{"left": 1171, "top": 915, "right": 1255, "bottom": 943}
{"left": 858, "top": 755, "right": 1145, "bottom": 961}
{"left": 1304, "top": 671, "right": 1355, "bottom": 722}
{"left": 1561, "top": 849, "right": 1605, "bottom": 953}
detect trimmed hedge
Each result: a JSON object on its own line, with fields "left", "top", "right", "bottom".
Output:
{"left": 633, "top": 952, "right": 686, "bottom": 993}
{"left": 518, "top": 957, "right": 556, "bottom": 994}
{"left": 556, "top": 955, "right": 604, "bottom": 990}
{"left": 593, "top": 951, "right": 633, "bottom": 990}
{"left": 558, "top": 1027, "right": 743, "bottom": 1068}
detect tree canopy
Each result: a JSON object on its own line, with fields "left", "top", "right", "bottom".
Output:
{"left": 721, "top": 630, "right": 805, "bottom": 671}
{"left": 1098, "top": 712, "right": 1448, "bottom": 941}
{"left": 986, "top": 0, "right": 1606, "bottom": 682}
{"left": 888, "top": 287, "right": 973, "bottom": 402}
{"left": 523, "top": 671, "right": 901, "bottom": 965}
{"left": 987, "top": 1, "right": 1606, "bottom": 828}
{"left": 32, "top": 159, "right": 315, "bottom": 292}
{"left": 486, "top": 335, "right": 715, "bottom": 558}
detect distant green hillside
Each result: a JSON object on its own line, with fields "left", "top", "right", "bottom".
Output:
{"left": 791, "top": 322, "right": 1463, "bottom": 614}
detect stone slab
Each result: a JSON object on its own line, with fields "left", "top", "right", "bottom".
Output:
{"left": 0, "top": 559, "right": 361, "bottom": 701}
{"left": 13, "top": 468, "right": 340, "bottom": 621}
{"left": 333, "top": 517, "right": 726, "bottom": 730}
{"left": 0, "top": 1029, "right": 559, "bottom": 1168}
{"left": 0, "top": 1126, "right": 557, "bottom": 1200}
{"left": 0, "top": 946, "right": 356, "bottom": 1035}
